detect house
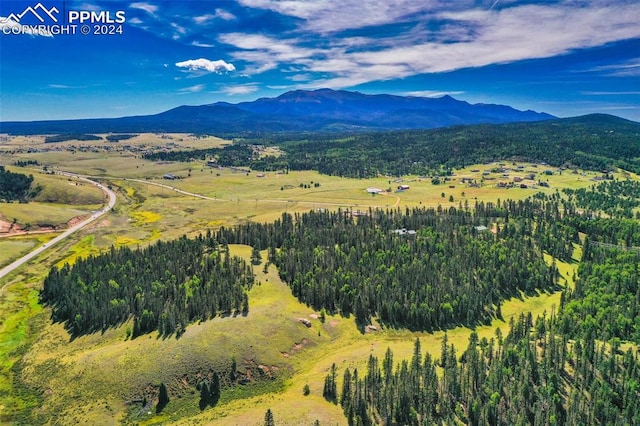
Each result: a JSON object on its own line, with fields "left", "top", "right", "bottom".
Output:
{"left": 392, "top": 228, "right": 417, "bottom": 236}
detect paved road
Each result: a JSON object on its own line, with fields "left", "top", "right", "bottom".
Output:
{"left": 0, "top": 173, "right": 116, "bottom": 281}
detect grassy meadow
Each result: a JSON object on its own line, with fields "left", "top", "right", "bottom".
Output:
{"left": 0, "top": 133, "right": 629, "bottom": 424}
{"left": 0, "top": 168, "right": 104, "bottom": 229}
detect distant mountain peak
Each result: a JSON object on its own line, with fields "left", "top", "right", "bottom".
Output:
{"left": 1, "top": 88, "right": 557, "bottom": 135}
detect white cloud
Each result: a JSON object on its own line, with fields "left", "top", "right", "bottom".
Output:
{"left": 215, "top": 8, "right": 236, "bottom": 21}
{"left": 191, "top": 41, "right": 215, "bottom": 48}
{"left": 238, "top": 0, "right": 450, "bottom": 33}
{"left": 403, "top": 90, "right": 465, "bottom": 98}
{"left": 175, "top": 58, "right": 236, "bottom": 73}
{"left": 76, "top": 3, "right": 101, "bottom": 12}
{"left": 193, "top": 14, "right": 215, "bottom": 24}
{"left": 584, "top": 60, "right": 640, "bottom": 77}
{"left": 219, "top": 33, "right": 315, "bottom": 60}
{"left": 219, "top": 33, "right": 318, "bottom": 75}
{"left": 581, "top": 91, "right": 640, "bottom": 96}
{"left": 222, "top": 84, "right": 260, "bottom": 95}
{"left": 226, "top": 1, "right": 640, "bottom": 89}
{"left": 194, "top": 9, "right": 236, "bottom": 24}
{"left": 130, "top": 2, "right": 158, "bottom": 15}
{"left": 179, "top": 84, "right": 205, "bottom": 93}
{"left": 238, "top": 0, "right": 328, "bottom": 19}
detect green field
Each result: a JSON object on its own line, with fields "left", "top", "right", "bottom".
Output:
{"left": 0, "top": 134, "right": 635, "bottom": 425}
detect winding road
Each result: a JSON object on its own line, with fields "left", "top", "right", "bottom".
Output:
{"left": 0, "top": 173, "right": 116, "bottom": 281}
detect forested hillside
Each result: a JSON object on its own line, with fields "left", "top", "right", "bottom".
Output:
{"left": 144, "top": 114, "right": 640, "bottom": 177}
{"left": 0, "top": 166, "right": 35, "bottom": 201}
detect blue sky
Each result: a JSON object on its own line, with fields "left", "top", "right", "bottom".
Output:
{"left": 1, "top": 0, "right": 639, "bottom": 122}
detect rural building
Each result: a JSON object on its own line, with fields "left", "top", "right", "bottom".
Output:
{"left": 163, "top": 173, "right": 175, "bottom": 180}
{"left": 397, "top": 185, "right": 410, "bottom": 190}
{"left": 366, "top": 187, "right": 383, "bottom": 194}
{"left": 392, "top": 228, "right": 417, "bottom": 236}
{"left": 474, "top": 225, "right": 489, "bottom": 232}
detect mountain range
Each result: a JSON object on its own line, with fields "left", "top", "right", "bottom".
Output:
{"left": 1, "top": 88, "right": 556, "bottom": 135}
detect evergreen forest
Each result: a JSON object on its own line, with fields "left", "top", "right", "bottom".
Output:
{"left": 40, "top": 233, "right": 253, "bottom": 337}
{"left": 331, "top": 321, "right": 640, "bottom": 426}
{"left": 144, "top": 114, "right": 640, "bottom": 178}
{"left": 0, "top": 166, "right": 35, "bottom": 201}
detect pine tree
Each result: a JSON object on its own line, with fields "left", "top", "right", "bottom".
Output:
{"left": 323, "top": 363, "right": 338, "bottom": 403}
{"left": 209, "top": 372, "right": 220, "bottom": 405}
{"left": 156, "top": 382, "right": 169, "bottom": 413}
{"left": 251, "top": 246, "right": 262, "bottom": 265}
{"left": 199, "top": 381, "right": 209, "bottom": 410}
{"left": 264, "top": 408, "right": 275, "bottom": 426}
{"left": 230, "top": 356, "right": 238, "bottom": 382}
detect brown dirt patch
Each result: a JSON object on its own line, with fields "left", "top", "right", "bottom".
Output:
{"left": 0, "top": 218, "right": 13, "bottom": 233}
{"left": 281, "top": 338, "right": 309, "bottom": 358}
{"left": 67, "top": 215, "right": 90, "bottom": 228}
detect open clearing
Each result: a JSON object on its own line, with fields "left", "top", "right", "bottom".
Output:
{"left": 0, "top": 134, "right": 633, "bottom": 424}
